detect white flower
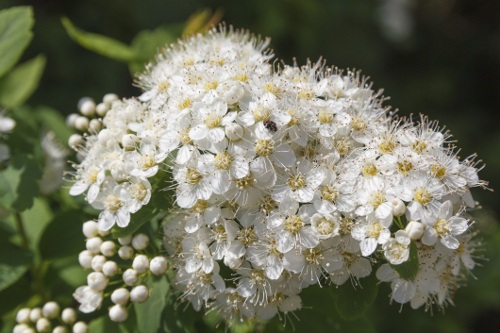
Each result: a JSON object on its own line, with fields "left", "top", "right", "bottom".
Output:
{"left": 422, "top": 201, "right": 469, "bottom": 249}
{"left": 382, "top": 230, "right": 411, "bottom": 265}
{"left": 351, "top": 214, "right": 392, "bottom": 256}
{"left": 73, "top": 286, "right": 103, "bottom": 313}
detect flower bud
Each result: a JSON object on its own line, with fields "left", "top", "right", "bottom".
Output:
{"left": 72, "top": 321, "right": 88, "bottom": 333}
{"left": 149, "top": 256, "right": 168, "bottom": 276}
{"left": 87, "top": 272, "right": 108, "bottom": 291}
{"left": 225, "top": 123, "right": 244, "bottom": 141}
{"left": 111, "top": 288, "right": 130, "bottom": 305}
{"left": 78, "top": 250, "right": 93, "bottom": 269}
{"left": 131, "top": 234, "right": 149, "bottom": 250}
{"left": 91, "top": 255, "right": 106, "bottom": 272}
{"left": 74, "top": 116, "right": 89, "bottom": 132}
{"left": 132, "top": 255, "right": 149, "bottom": 274}
{"left": 118, "top": 235, "right": 132, "bottom": 245}
{"left": 103, "top": 93, "right": 119, "bottom": 105}
{"left": 109, "top": 304, "right": 128, "bottom": 322}
{"left": 122, "top": 268, "right": 138, "bottom": 286}
{"left": 68, "top": 134, "right": 84, "bottom": 149}
{"left": 13, "top": 324, "right": 29, "bottom": 333}
{"left": 53, "top": 325, "right": 67, "bottom": 333}
{"left": 121, "top": 134, "right": 137, "bottom": 150}
{"left": 118, "top": 246, "right": 134, "bottom": 260}
{"left": 405, "top": 221, "right": 424, "bottom": 240}
{"left": 102, "top": 261, "right": 119, "bottom": 277}
{"left": 86, "top": 237, "right": 102, "bottom": 254}
{"left": 391, "top": 198, "right": 406, "bottom": 217}
{"left": 82, "top": 221, "right": 98, "bottom": 238}
{"left": 130, "top": 285, "right": 149, "bottom": 303}
{"left": 79, "top": 99, "right": 96, "bottom": 117}
{"left": 36, "top": 317, "right": 51, "bottom": 332}
{"left": 100, "top": 241, "right": 116, "bottom": 257}
{"left": 88, "top": 119, "right": 102, "bottom": 132}
{"left": 95, "top": 103, "right": 109, "bottom": 117}
{"left": 66, "top": 113, "right": 79, "bottom": 128}
{"left": 217, "top": 81, "right": 245, "bottom": 104}
{"left": 16, "top": 308, "right": 30, "bottom": 323}
{"left": 42, "top": 301, "right": 60, "bottom": 319}
{"left": 61, "top": 308, "right": 77, "bottom": 324}
{"left": 29, "top": 307, "right": 42, "bottom": 322}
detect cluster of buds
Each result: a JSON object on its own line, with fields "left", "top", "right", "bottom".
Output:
{"left": 74, "top": 220, "right": 168, "bottom": 322}
{"left": 13, "top": 302, "right": 86, "bottom": 333}
{"left": 68, "top": 26, "right": 486, "bottom": 323}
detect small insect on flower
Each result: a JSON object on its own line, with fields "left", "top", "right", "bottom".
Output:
{"left": 263, "top": 119, "right": 278, "bottom": 132}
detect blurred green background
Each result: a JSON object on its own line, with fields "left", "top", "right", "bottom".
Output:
{"left": 1, "top": 0, "right": 499, "bottom": 332}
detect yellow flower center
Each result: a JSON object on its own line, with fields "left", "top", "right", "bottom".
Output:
{"left": 414, "top": 188, "right": 432, "bottom": 205}
{"left": 214, "top": 151, "right": 233, "bottom": 170}
{"left": 288, "top": 173, "right": 306, "bottom": 190}
{"left": 255, "top": 139, "right": 274, "bottom": 157}
{"left": 430, "top": 163, "right": 446, "bottom": 179}
{"left": 284, "top": 215, "right": 303, "bottom": 234}
{"left": 186, "top": 169, "right": 202, "bottom": 185}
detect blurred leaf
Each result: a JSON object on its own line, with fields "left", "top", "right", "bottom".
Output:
{"left": 36, "top": 106, "right": 74, "bottom": 143}
{"left": 128, "top": 26, "right": 178, "bottom": 74}
{"left": 335, "top": 273, "right": 378, "bottom": 321}
{"left": 0, "top": 6, "right": 34, "bottom": 78}
{"left": 390, "top": 241, "right": 419, "bottom": 280}
{"left": 89, "top": 309, "right": 138, "bottom": 333}
{"left": 0, "top": 155, "right": 42, "bottom": 212}
{"left": 62, "top": 17, "right": 138, "bottom": 62}
{"left": 19, "top": 197, "right": 52, "bottom": 252}
{"left": 0, "top": 274, "right": 31, "bottom": 319}
{"left": 135, "top": 276, "right": 169, "bottom": 333}
{"left": 182, "top": 9, "right": 223, "bottom": 37}
{"left": 0, "top": 55, "right": 45, "bottom": 108}
{"left": 39, "top": 209, "right": 91, "bottom": 259}
{"left": 0, "top": 240, "right": 31, "bottom": 292}
{"left": 49, "top": 256, "right": 86, "bottom": 288}
{"left": 161, "top": 290, "right": 198, "bottom": 333}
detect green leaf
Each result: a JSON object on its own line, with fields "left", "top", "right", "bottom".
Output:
{"left": 0, "top": 55, "right": 46, "bottom": 108}
{"left": 0, "top": 155, "right": 42, "bottom": 212}
{"left": 111, "top": 204, "right": 158, "bottom": 238}
{"left": 62, "top": 17, "right": 138, "bottom": 62}
{"left": 390, "top": 241, "right": 419, "bottom": 280}
{"left": 135, "top": 276, "right": 170, "bottom": 333}
{"left": 0, "top": 6, "right": 34, "bottom": 78}
{"left": 335, "top": 273, "right": 379, "bottom": 321}
{"left": 39, "top": 210, "right": 91, "bottom": 259}
{"left": 0, "top": 241, "right": 32, "bottom": 292}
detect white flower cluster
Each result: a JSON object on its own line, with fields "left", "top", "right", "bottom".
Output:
{"left": 14, "top": 302, "right": 86, "bottom": 333}
{"left": 73, "top": 220, "right": 168, "bottom": 322}
{"left": 69, "top": 27, "right": 485, "bottom": 322}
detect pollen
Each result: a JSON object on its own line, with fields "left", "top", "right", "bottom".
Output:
{"left": 379, "top": 139, "right": 395, "bottom": 154}
{"left": 397, "top": 159, "right": 414, "bottom": 175}
{"left": 265, "top": 83, "right": 281, "bottom": 95}
{"left": 369, "top": 191, "right": 386, "bottom": 208}
{"left": 335, "top": 137, "right": 352, "bottom": 156}
{"left": 288, "top": 109, "right": 300, "bottom": 125}
{"left": 351, "top": 117, "right": 366, "bottom": 131}
{"left": 321, "top": 185, "right": 339, "bottom": 202}
{"left": 316, "top": 217, "right": 336, "bottom": 236}
{"left": 414, "top": 188, "right": 432, "bottom": 205}
{"left": 252, "top": 107, "right": 271, "bottom": 122}
{"left": 412, "top": 140, "right": 427, "bottom": 153}
{"left": 259, "top": 196, "right": 277, "bottom": 214}
{"left": 299, "top": 88, "right": 315, "bottom": 100}
{"left": 339, "top": 218, "right": 354, "bottom": 235}
{"left": 179, "top": 128, "right": 192, "bottom": 145}
{"left": 186, "top": 169, "right": 203, "bottom": 185}
{"left": 255, "top": 139, "right": 274, "bottom": 157}
{"left": 104, "top": 194, "right": 122, "bottom": 212}
{"left": 158, "top": 81, "right": 170, "bottom": 92}
{"left": 214, "top": 151, "right": 233, "bottom": 170}
{"left": 287, "top": 173, "right": 306, "bottom": 190}
{"left": 366, "top": 221, "right": 382, "bottom": 238}
{"left": 178, "top": 98, "right": 192, "bottom": 110}
{"left": 234, "top": 73, "right": 248, "bottom": 82}
{"left": 234, "top": 174, "right": 254, "bottom": 189}
{"left": 237, "top": 227, "right": 257, "bottom": 246}
{"left": 192, "top": 200, "right": 208, "bottom": 214}
{"left": 305, "top": 248, "right": 323, "bottom": 265}
{"left": 139, "top": 155, "right": 155, "bottom": 169}
{"left": 284, "top": 215, "right": 303, "bottom": 234}
{"left": 204, "top": 80, "right": 219, "bottom": 90}
{"left": 130, "top": 183, "right": 148, "bottom": 201}
{"left": 430, "top": 163, "right": 446, "bottom": 179}
{"left": 434, "top": 218, "right": 451, "bottom": 236}
{"left": 204, "top": 113, "right": 222, "bottom": 128}
{"left": 362, "top": 162, "right": 378, "bottom": 177}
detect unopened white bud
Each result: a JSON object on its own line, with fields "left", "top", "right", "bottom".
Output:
{"left": 82, "top": 221, "right": 98, "bottom": 238}
{"left": 111, "top": 288, "right": 130, "bottom": 305}
{"left": 29, "top": 307, "right": 42, "bottom": 322}
{"left": 22, "top": 327, "right": 35, "bottom": 333}
{"left": 53, "top": 325, "right": 67, "bottom": 333}
{"left": 225, "top": 123, "right": 244, "bottom": 141}
{"left": 391, "top": 198, "right": 406, "bottom": 217}
{"left": 13, "top": 324, "right": 29, "bottom": 333}
{"left": 97, "top": 228, "right": 110, "bottom": 237}
{"left": 118, "top": 235, "right": 132, "bottom": 245}
{"left": 121, "top": 134, "right": 137, "bottom": 150}
{"left": 88, "top": 119, "right": 102, "bottom": 132}
{"left": 61, "top": 308, "right": 77, "bottom": 324}
{"left": 86, "top": 237, "right": 102, "bottom": 254}
{"left": 149, "top": 256, "right": 168, "bottom": 275}
{"left": 131, "top": 234, "right": 149, "bottom": 250}
{"left": 72, "top": 321, "right": 88, "bottom": 333}
{"left": 102, "top": 261, "right": 119, "bottom": 277}
{"left": 132, "top": 255, "right": 149, "bottom": 274}
{"left": 95, "top": 103, "right": 109, "bottom": 117}
{"left": 79, "top": 100, "right": 96, "bottom": 117}
{"left": 68, "top": 134, "right": 84, "bottom": 149}
{"left": 91, "top": 255, "right": 106, "bottom": 272}
{"left": 78, "top": 250, "right": 93, "bottom": 269}
{"left": 100, "top": 241, "right": 116, "bottom": 257}
{"left": 42, "top": 302, "right": 60, "bottom": 319}
{"left": 217, "top": 81, "right": 245, "bottom": 104}
{"left": 405, "top": 221, "right": 424, "bottom": 240}
{"left": 87, "top": 272, "right": 108, "bottom": 291}
{"left": 103, "top": 93, "right": 119, "bottom": 105}
{"left": 109, "top": 304, "right": 128, "bottom": 322}
{"left": 74, "top": 116, "right": 89, "bottom": 132}
{"left": 16, "top": 308, "right": 31, "bottom": 323}
{"left": 36, "top": 317, "right": 51, "bottom": 332}
{"left": 118, "top": 246, "right": 134, "bottom": 260}
{"left": 66, "top": 113, "right": 79, "bottom": 128}
{"left": 130, "top": 285, "right": 149, "bottom": 303}
{"left": 122, "top": 268, "right": 138, "bottom": 286}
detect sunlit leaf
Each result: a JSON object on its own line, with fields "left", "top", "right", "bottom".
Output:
{"left": 62, "top": 17, "right": 138, "bottom": 62}
{"left": 0, "top": 6, "right": 34, "bottom": 78}
{"left": 0, "top": 55, "right": 46, "bottom": 108}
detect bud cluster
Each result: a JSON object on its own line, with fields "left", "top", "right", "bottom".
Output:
{"left": 13, "top": 302, "right": 86, "bottom": 333}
